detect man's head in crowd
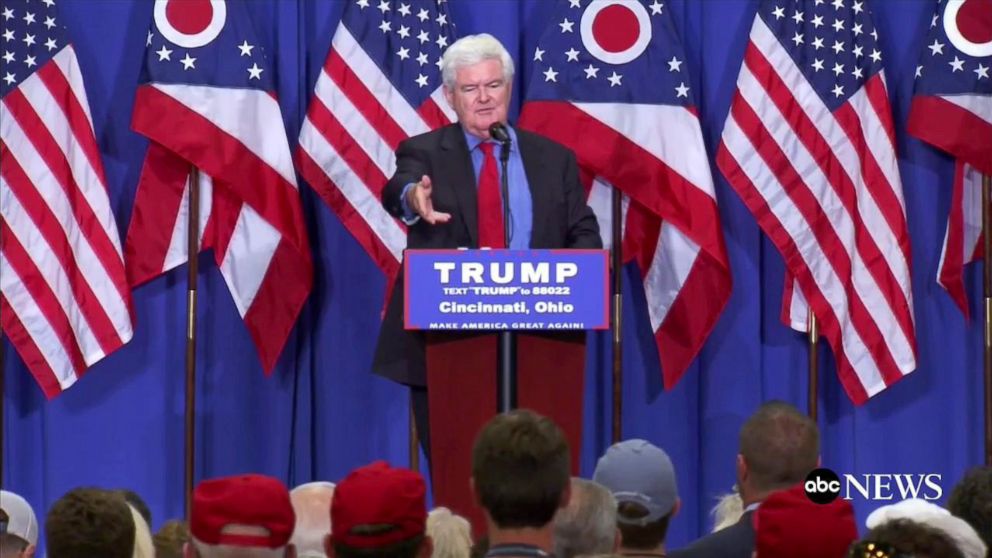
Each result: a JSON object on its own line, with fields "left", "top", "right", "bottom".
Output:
{"left": 593, "top": 439, "right": 680, "bottom": 553}
{"left": 553, "top": 478, "right": 618, "bottom": 558}
{"left": 186, "top": 474, "right": 297, "bottom": 558}
{"left": 327, "top": 461, "right": 432, "bottom": 558}
{"left": 45, "top": 487, "right": 135, "bottom": 558}
{"left": 154, "top": 520, "right": 191, "bottom": 558}
{"left": 471, "top": 409, "right": 571, "bottom": 531}
{"left": 753, "top": 483, "right": 857, "bottom": 557}
{"left": 949, "top": 466, "right": 992, "bottom": 553}
{"left": 856, "top": 519, "right": 966, "bottom": 558}
{"left": 1, "top": 490, "right": 38, "bottom": 558}
{"left": 737, "top": 401, "right": 819, "bottom": 505}
{"left": 291, "top": 481, "right": 336, "bottom": 558}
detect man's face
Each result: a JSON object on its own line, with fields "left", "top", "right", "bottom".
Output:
{"left": 444, "top": 58, "right": 511, "bottom": 140}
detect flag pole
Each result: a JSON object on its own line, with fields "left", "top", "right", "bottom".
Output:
{"left": 409, "top": 394, "right": 419, "bottom": 473}
{"left": 184, "top": 167, "right": 201, "bottom": 518}
{"left": 807, "top": 313, "right": 819, "bottom": 420}
{"left": 983, "top": 173, "right": 992, "bottom": 466}
{"left": 611, "top": 187, "right": 623, "bottom": 443}
{"left": 0, "top": 337, "right": 5, "bottom": 490}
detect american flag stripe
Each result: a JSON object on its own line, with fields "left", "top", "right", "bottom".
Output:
{"left": 739, "top": 44, "right": 915, "bottom": 343}
{"left": 2, "top": 90, "right": 129, "bottom": 306}
{"left": 0, "top": 216, "right": 91, "bottom": 373}
{"left": 0, "top": 154, "right": 124, "bottom": 353}
{"left": 0, "top": 294, "right": 67, "bottom": 396}
{"left": 0, "top": 113, "right": 130, "bottom": 346}
{"left": 728, "top": 90, "right": 912, "bottom": 383}
{"left": 329, "top": 23, "right": 434, "bottom": 138}
{"left": 719, "top": 11, "right": 915, "bottom": 401}
{"left": 298, "top": 7, "right": 454, "bottom": 280}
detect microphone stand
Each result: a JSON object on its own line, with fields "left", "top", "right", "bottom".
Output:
{"left": 496, "top": 135, "right": 516, "bottom": 413}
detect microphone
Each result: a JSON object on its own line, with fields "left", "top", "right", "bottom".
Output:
{"left": 489, "top": 122, "right": 511, "bottom": 144}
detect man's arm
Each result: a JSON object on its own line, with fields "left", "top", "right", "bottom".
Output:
{"left": 383, "top": 140, "right": 429, "bottom": 219}
{"left": 383, "top": 140, "right": 451, "bottom": 225}
{"left": 562, "top": 150, "right": 603, "bottom": 249}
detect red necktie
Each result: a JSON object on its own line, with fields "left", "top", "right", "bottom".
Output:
{"left": 477, "top": 142, "right": 506, "bottom": 249}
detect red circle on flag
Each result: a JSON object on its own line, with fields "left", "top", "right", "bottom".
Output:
{"left": 592, "top": 4, "right": 640, "bottom": 53}
{"left": 957, "top": 0, "right": 992, "bottom": 44}
{"left": 165, "top": 0, "right": 214, "bottom": 36}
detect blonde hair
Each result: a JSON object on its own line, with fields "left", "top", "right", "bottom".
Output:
{"left": 128, "top": 504, "right": 155, "bottom": 558}
{"left": 711, "top": 490, "right": 744, "bottom": 533}
{"left": 427, "top": 507, "right": 472, "bottom": 558}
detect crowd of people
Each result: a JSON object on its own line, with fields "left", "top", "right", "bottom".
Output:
{"left": 1, "top": 403, "right": 989, "bottom": 558}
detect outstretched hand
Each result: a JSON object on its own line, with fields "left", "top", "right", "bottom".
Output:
{"left": 406, "top": 175, "right": 452, "bottom": 225}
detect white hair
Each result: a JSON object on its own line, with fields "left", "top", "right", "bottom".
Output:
{"left": 426, "top": 507, "right": 472, "bottom": 558}
{"left": 290, "top": 481, "right": 336, "bottom": 558}
{"left": 710, "top": 490, "right": 744, "bottom": 532}
{"left": 553, "top": 478, "right": 617, "bottom": 558}
{"left": 440, "top": 33, "right": 514, "bottom": 89}
{"left": 128, "top": 504, "right": 155, "bottom": 558}
{"left": 191, "top": 538, "right": 288, "bottom": 558}
{"left": 866, "top": 499, "right": 987, "bottom": 558}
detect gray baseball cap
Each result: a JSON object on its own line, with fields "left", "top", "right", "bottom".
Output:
{"left": 592, "top": 439, "right": 678, "bottom": 525}
{"left": 1, "top": 490, "right": 38, "bottom": 546}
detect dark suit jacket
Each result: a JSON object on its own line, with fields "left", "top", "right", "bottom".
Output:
{"left": 372, "top": 123, "right": 602, "bottom": 386}
{"left": 669, "top": 511, "right": 756, "bottom": 558}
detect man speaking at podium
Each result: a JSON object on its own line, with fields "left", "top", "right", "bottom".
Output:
{"left": 372, "top": 32, "right": 601, "bottom": 525}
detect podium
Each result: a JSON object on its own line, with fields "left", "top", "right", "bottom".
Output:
{"left": 405, "top": 249, "right": 608, "bottom": 533}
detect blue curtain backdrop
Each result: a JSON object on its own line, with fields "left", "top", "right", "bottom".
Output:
{"left": 2, "top": 0, "right": 983, "bottom": 551}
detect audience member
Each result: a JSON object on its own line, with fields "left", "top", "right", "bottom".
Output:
{"left": 155, "top": 520, "right": 191, "bottom": 558}
{"left": 327, "top": 461, "right": 432, "bottom": 558}
{"left": 471, "top": 409, "right": 571, "bottom": 557}
{"left": 751, "top": 483, "right": 857, "bottom": 557}
{"left": 291, "top": 481, "right": 336, "bottom": 558}
{"left": 117, "top": 489, "right": 153, "bottom": 528}
{"left": 553, "top": 478, "right": 618, "bottom": 558}
{"left": 1, "top": 490, "right": 38, "bottom": 558}
{"left": 853, "top": 518, "right": 965, "bottom": 558}
{"left": 46, "top": 487, "right": 135, "bottom": 558}
{"left": 710, "top": 489, "right": 743, "bottom": 533}
{"left": 427, "top": 507, "right": 473, "bottom": 558}
{"left": 186, "top": 474, "right": 297, "bottom": 558}
{"left": 671, "top": 401, "right": 819, "bottom": 558}
{"left": 866, "top": 499, "right": 986, "bottom": 558}
{"left": 949, "top": 467, "right": 992, "bottom": 555}
{"left": 593, "top": 439, "right": 679, "bottom": 557}
{"left": 128, "top": 502, "right": 156, "bottom": 558}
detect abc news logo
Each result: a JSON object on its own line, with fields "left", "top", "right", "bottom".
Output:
{"left": 803, "top": 468, "right": 943, "bottom": 504}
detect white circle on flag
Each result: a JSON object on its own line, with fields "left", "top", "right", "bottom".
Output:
{"left": 154, "top": 0, "right": 227, "bottom": 49}
{"left": 943, "top": 0, "right": 992, "bottom": 58}
{"left": 580, "top": 0, "right": 652, "bottom": 65}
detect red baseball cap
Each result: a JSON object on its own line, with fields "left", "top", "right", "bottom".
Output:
{"left": 190, "top": 474, "right": 295, "bottom": 549}
{"left": 755, "top": 483, "right": 858, "bottom": 558}
{"left": 331, "top": 461, "right": 427, "bottom": 549}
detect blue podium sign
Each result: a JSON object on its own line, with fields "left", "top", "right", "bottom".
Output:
{"left": 404, "top": 249, "right": 609, "bottom": 331}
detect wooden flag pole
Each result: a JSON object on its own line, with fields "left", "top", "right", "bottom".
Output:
{"left": 983, "top": 173, "right": 992, "bottom": 466}
{"left": 807, "top": 313, "right": 819, "bottom": 421}
{"left": 0, "top": 338, "right": 5, "bottom": 490}
{"left": 611, "top": 187, "right": 624, "bottom": 443}
{"left": 409, "top": 393, "right": 419, "bottom": 473}
{"left": 184, "top": 167, "right": 201, "bottom": 518}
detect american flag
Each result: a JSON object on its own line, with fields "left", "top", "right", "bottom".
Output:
{"left": 0, "top": 0, "right": 133, "bottom": 397}
{"left": 907, "top": 0, "right": 992, "bottom": 318}
{"left": 717, "top": 0, "right": 916, "bottom": 403}
{"left": 125, "top": 0, "right": 312, "bottom": 372}
{"left": 519, "top": 0, "right": 732, "bottom": 389}
{"left": 297, "top": 0, "right": 456, "bottom": 280}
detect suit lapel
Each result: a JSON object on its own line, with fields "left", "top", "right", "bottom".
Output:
{"left": 518, "top": 131, "right": 547, "bottom": 248}
{"left": 440, "top": 125, "right": 479, "bottom": 246}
